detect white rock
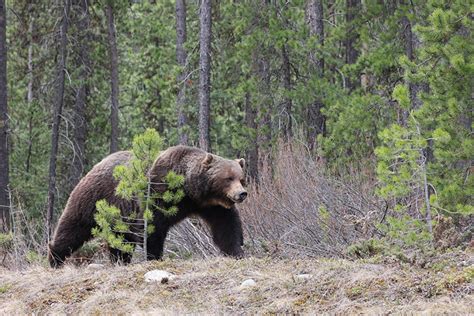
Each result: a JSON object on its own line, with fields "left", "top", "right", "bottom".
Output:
{"left": 87, "top": 263, "right": 105, "bottom": 270}
{"left": 296, "top": 274, "right": 313, "bottom": 280}
{"left": 144, "top": 270, "right": 174, "bottom": 283}
{"left": 240, "top": 279, "right": 256, "bottom": 288}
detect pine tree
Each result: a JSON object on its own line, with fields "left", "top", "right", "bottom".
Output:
{"left": 92, "top": 129, "right": 185, "bottom": 258}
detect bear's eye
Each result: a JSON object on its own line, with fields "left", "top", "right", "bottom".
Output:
{"left": 226, "top": 177, "right": 234, "bottom": 182}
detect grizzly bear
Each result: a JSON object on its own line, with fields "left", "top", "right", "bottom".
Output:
{"left": 48, "top": 145, "right": 247, "bottom": 268}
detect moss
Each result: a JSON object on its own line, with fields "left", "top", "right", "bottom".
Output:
{"left": 346, "top": 285, "right": 364, "bottom": 299}
{"left": 430, "top": 261, "right": 449, "bottom": 272}
{"left": 463, "top": 265, "right": 474, "bottom": 282}
{"left": 0, "top": 284, "right": 10, "bottom": 294}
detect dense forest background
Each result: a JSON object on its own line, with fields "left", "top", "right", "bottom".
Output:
{"left": 0, "top": 0, "right": 472, "bottom": 264}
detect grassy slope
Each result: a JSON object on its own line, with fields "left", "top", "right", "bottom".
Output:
{"left": 0, "top": 255, "right": 472, "bottom": 314}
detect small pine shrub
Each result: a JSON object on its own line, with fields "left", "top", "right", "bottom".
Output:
{"left": 377, "top": 215, "right": 432, "bottom": 252}
{"left": 92, "top": 129, "right": 184, "bottom": 256}
{"left": 346, "top": 239, "right": 383, "bottom": 259}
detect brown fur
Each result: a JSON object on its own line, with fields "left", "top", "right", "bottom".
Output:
{"left": 49, "top": 145, "right": 247, "bottom": 268}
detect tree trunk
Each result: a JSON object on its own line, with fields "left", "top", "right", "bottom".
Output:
{"left": 25, "top": 4, "right": 34, "bottom": 174}
{"left": 399, "top": 0, "right": 432, "bottom": 233}
{"left": 105, "top": 3, "right": 120, "bottom": 154}
{"left": 46, "top": 0, "right": 70, "bottom": 240}
{"left": 176, "top": 0, "right": 188, "bottom": 145}
{"left": 307, "top": 0, "right": 324, "bottom": 72}
{"left": 198, "top": 0, "right": 211, "bottom": 152}
{"left": 27, "top": 7, "right": 34, "bottom": 105}
{"left": 0, "top": 0, "right": 10, "bottom": 231}
{"left": 281, "top": 43, "right": 292, "bottom": 140}
{"left": 257, "top": 55, "right": 272, "bottom": 161}
{"left": 244, "top": 92, "right": 258, "bottom": 182}
{"left": 256, "top": 0, "right": 272, "bottom": 169}
{"left": 306, "top": 0, "right": 325, "bottom": 150}
{"left": 70, "top": 0, "right": 91, "bottom": 189}
{"left": 345, "top": 0, "right": 360, "bottom": 91}
{"left": 399, "top": 0, "right": 423, "bottom": 111}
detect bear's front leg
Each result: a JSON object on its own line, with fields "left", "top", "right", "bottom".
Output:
{"left": 145, "top": 218, "right": 170, "bottom": 260}
{"left": 200, "top": 205, "right": 244, "bottom": 258}
{"left": 109, "top": 247, "right": 134, "bottom": 264}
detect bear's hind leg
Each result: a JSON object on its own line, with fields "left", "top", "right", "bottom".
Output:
{"left": 49, "top": 218, "right": 93, "bottom": 268}
{"left": 48, "top": 244, "right": 68, "bottom": 269}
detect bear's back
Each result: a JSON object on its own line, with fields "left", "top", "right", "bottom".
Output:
{"left": 61, "top": 151, "right": 133, "bottom": 222}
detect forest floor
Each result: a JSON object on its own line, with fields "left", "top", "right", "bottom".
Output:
{"left": 0, "top": 252, "right": 472, "bottom": 314}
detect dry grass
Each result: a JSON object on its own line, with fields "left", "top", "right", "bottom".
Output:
{"left": 0, "top": 253, "right": 472, "bottom": 315}
{"left": 162, "top": 144, "right": 385, "bottom": 260}
{"left": 239, "top": 144, "right": 384, "bottom": 258}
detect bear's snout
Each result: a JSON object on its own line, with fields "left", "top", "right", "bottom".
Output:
{"left": 235, "top": 190, "right": 248, "bottom": 202}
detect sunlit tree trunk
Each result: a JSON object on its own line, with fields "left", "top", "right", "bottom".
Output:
{"left": 105, "top": 2, "right": 120, "bottom": 153}
{"left": 176, "top": 0, "right": 188, "bottom": 145}
{"left": 70, "top": 0, "right": 91, "bottom": 189}
{"left": 46, "top": 0, "right": 71, "bottom": 240}
{"left": 198, "top": 0, "right": 211, "bottom": 152}
{"left": 0, "top": 0, "right": 10, "bottom": 231}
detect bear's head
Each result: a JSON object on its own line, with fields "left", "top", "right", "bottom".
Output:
{"left": 193, "top": 153, "right": 248, "bottom": 209}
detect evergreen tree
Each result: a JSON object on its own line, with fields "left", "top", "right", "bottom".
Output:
{"left": 2, "top": 0, "right": 471, "bottom": 254}
{"left": 92, "top": 129, "right": 184, "bottom": 257}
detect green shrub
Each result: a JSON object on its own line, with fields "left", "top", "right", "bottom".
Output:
{"left": 92, "top": 129, "right": 184, "bottom": 255}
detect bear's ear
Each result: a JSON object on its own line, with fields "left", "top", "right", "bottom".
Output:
{"left": 236, "top": 158, "right": 245, "bottom": 169}
{"left": 202, "top": 153, "right": 214, "bottom": 167}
